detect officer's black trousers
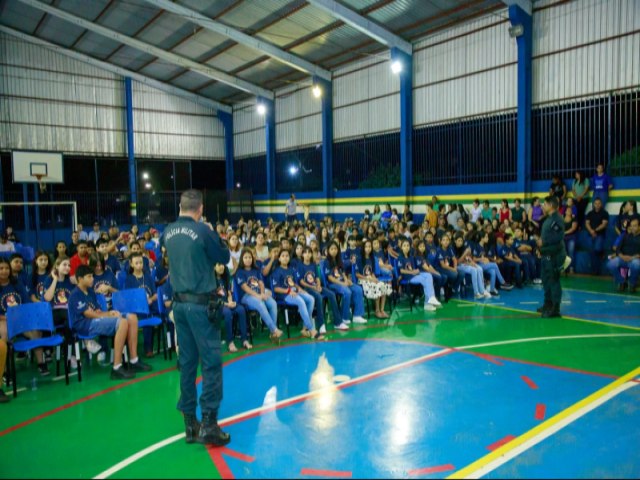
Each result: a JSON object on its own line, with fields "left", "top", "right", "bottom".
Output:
{"left": 542, "top": 253, "right": 563, "bottom": 307}
{"left": 173, "top": 302, "right": 223, "bottom": 415}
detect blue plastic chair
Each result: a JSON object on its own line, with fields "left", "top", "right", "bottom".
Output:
{"left": 116, "top": 270, "right": 127, "bottom": 291}
{"left": 156, "top": 286, "right": 173, "bottom": 360}
{"left": 393, "top": 260, "right": 421, "bottom": 313}
{"left": 319, "top": 260, "right": 344, "bottom": 312}
{"left": 269, "top": 277, "right": 300, "bottom": 339}
{"left": 7, "top": 302, "right": 69, "bottom": 396}
{"left": 233, "top": 276, "right": 262, "bottom": 338}
{"left": 112, "top": 288, "right": 166, "bottom": 357}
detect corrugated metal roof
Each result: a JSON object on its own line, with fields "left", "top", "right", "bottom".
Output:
{"left": 0, "top": 0, "right": 506, "bottom": 108}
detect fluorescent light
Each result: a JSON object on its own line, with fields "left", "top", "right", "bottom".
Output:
{"left": 289, "top": 166, "right": 298, "bottom": 176}
{"left": 312, "top": 84, "right": 322, "bottom": 98}
{"left": 391, "top": 60, "right": 402, "bottom": 74}
{"left": 256, "top": 103, "right": 266, "bottom": 115}
{"left": 145, "top": 182, "right": 151, "bottom": 189}
{"left": 142, "top": 172, "right": 149, "bottom": 180}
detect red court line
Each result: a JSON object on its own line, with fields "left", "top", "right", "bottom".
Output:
{"left": 218, "top": 446, "right": 255, "bottom": 463}
{"left": 470, "top": 352, "right": 504, "bottom": 366}
{"left": 487, "top": 434, "right": 517, "bottom": 451}
{"left": 207, "top": 446, "right": 234, "bottom": 479}
{"left": 535, "top": 403, "right": 546, "bottom": 420}
{"left": 301, "top": 468, "right": 352, "bottom": 478}
{"left": 521, "top": 375, "right": 539, "bottom": 390}
{"left": 0, "top": 366, "right": 176, "bottom": 438}
{"left": 408, "top": 464, "right": 456, "bottom": 476}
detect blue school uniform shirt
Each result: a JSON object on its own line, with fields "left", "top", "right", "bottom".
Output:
{"left": 33, "top": 273, "right": 49, "bottom": 300}
{"left": 498, "top": 244, "right": 516, "bottom": 259}
{"left": 125, "top": 272, "right": 159, "bottom": 314}
{"left": 467, "top": 241, "right": 483, "bottom": 259}
{"left": 15, "top": 272, "right": 32, "bottom": 296}
{"left": 154, "top": 264, "right": 169, "bottom": 285}
{"left": 123, "top": 256, "right": 151, "bottom": 275}
{"left": 355, "top": 255, "right": 376, "bottom": 278}
{"left": 0, "top": 281, "right": 30, "bottom": 316}
{"left": 591, "top": 173, "right": 611, "bottom": 193}
{"left": 436, "top": 247, "right": 456, "bottom": 269}
{"left": 322, "top": 261, "right": 345, "bottom": 283}
{"left": 43, "top": 276, "right": 74, "bottom": 310}
{"left": 289, "top": 257, "right": 301, "bottom": 272}
{"left": 425, "top": 243, "right": 439, "bottom": 265}
{"left": 397, "top": 253, "right": 416, "bottom": 278}
{"left": 272, "top": 266, "right": 299, "bottom": 300}
{"left": 343, "top": 248, "right": 360, "bottom": 269}
{"left": 235, "top": 268, "right": 262, "bottom": 299}
{"left": 214, "top": 275, "right": 230, "bottom": 300}
{"left": 68, "top": 286, "right": 99, "bottom": 334}
{"left": 161, "top": 277, "right": 173, "bottom": 313}
{"left": 94, "top": 270, "right": 118, "bottom": 304}
{"left": 297, "top": 263, "right": 319, "bottom": 288}
{"left": 104, "top": 255, "right": 121, "bottom": 273}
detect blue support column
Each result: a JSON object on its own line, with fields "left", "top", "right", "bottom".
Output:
{"left": 393, "top": 48, "right": 413, "bottom": 200}
{"left": 124, "top": 77, "right": 137, "bottom": 224}
{"left": 263, "top": 98, "right": 276, "bottom": 200}
{"left": 318, "top": 78, "right": 333, "bottom": 202}
{"left": 33, "top": 184, "right": 41, "bottom": 248}
{"left": 509, "top": 5, "right": 533, "bottom": 196}
{"left": 22, "top": 184, "right": 30, "bottom": 246}
{"left": 219, "top": 111, "right": 234, "bottom": 192}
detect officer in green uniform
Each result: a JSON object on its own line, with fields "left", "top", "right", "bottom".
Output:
{"left": 537, "top": 195, "right": 567, "bottom": 318}
{"left": 161, "top": 190, "right": 231, "bottom": 446}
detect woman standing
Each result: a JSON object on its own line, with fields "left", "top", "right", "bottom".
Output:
{"left": 571, "top": 170, "right": 590, "bottom": 226}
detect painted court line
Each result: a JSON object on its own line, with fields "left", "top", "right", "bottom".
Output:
{"left": 408, "top": 464, "right": 456, "bottom": 476}
{"left": 93, "top": 333, "right": 640, "bottom": 479}
{"left": 301, "top": 468, "right": 352, "bottom": 478}
{"left": 93, "top": 348, "right": 453, "bottom": 479}
{"left": 53, "top": 372, "right": 77, "bottom": 382}
{"left": 447, "top": 367, "right": 640, "bottom": 479}
{"left": 535, "top": 404, "right": 546, "bottom": 420}
{"left": 585, "top": 300, "right": 608, "bottom": 304}
{"left": 519, "top": 301, "right": 539, "bottom": 305}
{"left": 486, "top": 434, "right": 516, "bottom": 451}
{"left": 521, "top": 376, "right": 538, "bottom": 390}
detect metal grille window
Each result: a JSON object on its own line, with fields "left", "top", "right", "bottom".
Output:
{"left": 276, "top": 146, "right": 323, "bottom": 194}
{"left": 234, "top": 155, "right": 267, "bottom": 195}
{"left": 532, "top": 90, "right": 640, "bottom": 180}
{"left": 332, "top": 132, "right": 401, "bottom": 191}
{"left": 413, "top": 112, "right": 517, "bottom": 186}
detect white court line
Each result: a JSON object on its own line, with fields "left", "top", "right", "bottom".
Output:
{"left": 585, "top": 300, "right": 608, "bottom": 304}
{"left": 624, "top": 300, "right": 640, "bottom": 304}
{"left": 456, "top": 381, "right": 638, "bottom": 479}
{"left": 520, "top": 302, "right": 539, "bottom": 305}
{"left": 53, "top": 372, "right": 77, "bottom": 382}
{"left": 94, "top": 333, "right": 640, "bottom": 479}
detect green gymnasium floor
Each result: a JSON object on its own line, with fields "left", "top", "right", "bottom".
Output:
{"left": 1, "top": 275, "right": 639, "bottom": 479}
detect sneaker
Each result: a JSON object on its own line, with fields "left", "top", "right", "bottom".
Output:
{"left": 38, "top": 363, "right": 50, "bottom": 376}
{"left": 423, "top": 304, "right": 436, "bottom": 312}
{"left": 533, "top": 278, "right": 543, "bottom": 285}
{"left": 111, "top": 367, "right": 135, "bottom": 380}
{"left": 130, "top": 360, "right": 152, "bottom": 373}
{"left": 475, "top": 293, "right": 486, "bottom": 300}
{"left": 483, "top": 291, "right": 492, "bottom": 298}
{"left": 69, "top": 355, "right": 78, "bottom": 370}
{"left": 501, "top": 283, "right": 514, "bottom": 291}
{"left": 490, "top": 290, "right": 500, "bottom": 296}
{"left": 84, "top": 339, "right": 102, "bottom": 354}
{"left": 427, "top": 296, "right": 442, "bottom": 307}
{"left": 334, "top": 322, "right": 349, "bottom": 331}
{"left": 319, "top": 325, "right": 327, "bottom": 334}
{"left": 560, "top": 256, "right": 572, "bottom": 272}
{"left": 44, "top": 349, "right": 53, "bottom": 363}
{"left": 343, "top": 319, "right": 352, "bottom": 325}
{"left": 352, "top": 316, "right": 367, "bottom": 324}
{"left": 97, "top": 352, "right": 107, "bottom": 364}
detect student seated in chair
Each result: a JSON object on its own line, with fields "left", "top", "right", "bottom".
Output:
{"left": 69, "top": 265, "right": 152, "bottom": 380}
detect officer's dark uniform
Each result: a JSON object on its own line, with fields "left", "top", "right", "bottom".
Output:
{"left": 539, "top": 209, "right": 567, "bottom": 317}
{"left": 161, "top": 216, "right": 230, "bottom": 444}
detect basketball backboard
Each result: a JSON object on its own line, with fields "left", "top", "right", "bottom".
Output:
{"left": 11, "top": 151, "right": 64, "bottom": 184}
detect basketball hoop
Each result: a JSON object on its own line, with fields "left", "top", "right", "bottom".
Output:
{"left": 33, "top": 174, "right": 47, "bottom": 193}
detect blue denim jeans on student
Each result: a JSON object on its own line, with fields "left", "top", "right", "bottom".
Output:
{"left": 590, "top": 234, "right": 606, "bottom": 274}
{"left": 304, "top": 288, "right": 332, "bottom": 328}
{"left": 408, "top": 273, "right": 435, "bottom": 300}
{"left": 565, "top": 237, "right": 576, "bottom": 270}
{"left": 503, "top": 260, "right": 523, "bottom": 286}
{"left": 329, "top": 283, "right": 365, "bottom": 320}
{"left": 607, "top": 257, "right": 640, "bottom": 287}
{"left": 457, "top": 264, "right": 486, "bottom": 295}
{"left": 173, "top": 302, "right": 222, "bottom": 416}
{"left": 241, "top": 294, "right": 278, "bottom": 332}
{"left": 436, "top": 268, "right": 462, "bottom": 293}
{"left": 284, "top": 291, "right": 315, "bottom": 331}
{"left": 222, "top": 305, "right": 248, "bottom": 343}
{"left": 592, "top": 190, "right": 609, "bottom": 207}
{"left": 480, "top": 262, "right": 504, "bottom": 291}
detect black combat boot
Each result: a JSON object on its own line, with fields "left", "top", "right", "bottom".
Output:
{"left": 197, "top": 412, "right": 231, "bottom": 446}
{"left": 542, "top": 304, "right": 561, "bottom": 318}
{"left": 536, "top": 302, "right": 552, "bottom": 314}
{"left": 184, "top": 414, "right": 200, "bottom": 444}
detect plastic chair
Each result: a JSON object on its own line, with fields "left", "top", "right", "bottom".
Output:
{"left": 112, "top": 288, "right": 166, "bottom": 357}
{"left": 156, "top": 286, "right": 173, "bottom": 360}
{"left": 232, "top": 276, "right": 261, "bottom": 338}
{"left": 393, "top": 260, "right": 421, "bottom": 313}
{"left": 116, "top": 270, "right": 127, "bottom": 291}
{"left": 269, "top": 277, "right": 299, "bottom": 339}
{"left": 6, "top": 302, "right": 69, "bottom": 396}
{"left": 319, "top": 260, "right": 344, "bottom": 311}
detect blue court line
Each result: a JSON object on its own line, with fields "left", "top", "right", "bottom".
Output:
{"left": 485, "top": 384, "right": 640, "bottom": 479}
{"left": 198, "top": 341, "right": 612, "bottom": 479}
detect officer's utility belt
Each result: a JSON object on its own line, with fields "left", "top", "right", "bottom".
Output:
{"left": 174, "top": 292, "right": 210, "bottom": 305}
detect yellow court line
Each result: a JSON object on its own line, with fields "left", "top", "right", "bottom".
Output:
{"left": 453, "top": 299, "right": 640, "bottom": 332}
{"left": 447, "top": 364, "right": 640, "bottom": 479}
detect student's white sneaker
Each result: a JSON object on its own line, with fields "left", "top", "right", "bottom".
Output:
{"left": 69, "top": 355, "right": 78, "bottom": 370}
{"left": 483, "top": 291, "right": 492, "bottom": 298}
{"left": 424, "top": 304, "right": 436, "bottom": 312}
{"left": 427, "top": 296, "right": 442, "bottom": 307}
{"left": 561, "top": 256, "right": 572, "bottom": 272}
{"left": 343, "top": 319, "right": 352, "bottom": 324}
{"left": 84, "top": 339, "right": 102, "bottom": 354}
{"left": 334, "top": 322, "right": 349, "bottom": 331}
{"left": 533, "top": 278, "right": 543, "bottom": 285}
{"left": 319, "top": 325, "right": 327, "bottom": 334}
{"left": 475, "top": 293, "right": 486, "bottom": 300}
{"left": 97, "top": 352, "right": 107, "bottom": 365}
{"left": 352, "top": 316, "right": 368, "bottom": 324}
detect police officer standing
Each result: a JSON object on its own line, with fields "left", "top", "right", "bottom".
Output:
{"left": 537, "top": 195, "right": 567, "bottom": 318}
{"left": 161, "top": 190, "right": 231, "bottom": 446}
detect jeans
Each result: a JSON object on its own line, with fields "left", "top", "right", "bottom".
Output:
{"left": 437, "top": 268, "right": 462, "bottom": 293}
{"left": 457, "top": 264, "right": 486, "bottom": 295}
{"left": 520, "top": 253, "right": 539, "bottom": 281}
{"left": 222, "top": 305, "right": 248, "bottom": 343}
{"left": 304, "top": 288, "right": 331, "bottom": 328}
{"left": 607, "top": 257, "right": 640, "bottom": 287}
{"left": 329, "top": 283, "right": 365, "bottom": 320}
{"left": 480, "top": 262, "right": 504, "bottom": 291}
{"left": 592, "top": 190, "right": 608, "bottom": 207}
{"left": 503, "top": 260, "right": 522, "bottom": 286}
{"left": 407, "top": 273, "right": 435, "bottom": 300}
{"left": 173, "top": 302, "right": 222, "bottom": 416}
{"left": 241, "top": 294, "right": 278, "bottom": 333}
{"left": 590, "top": 235, "right": 606, "bottom": 275}
{"left": 565, "top": 237, "right": 576, "bottom": 270}
{"left": 284, "top": 292, "right": 315, "bottom": 331}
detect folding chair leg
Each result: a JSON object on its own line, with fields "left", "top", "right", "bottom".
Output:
{"left": 166, "top": 327, "right": 172, "bottom": 361}
{"left": 10, "top": 345, "right": 18, "bottom": 398}
{"left": 55, "top": 345, "right": 61, "bottom": 377}
{"left": 75, "top": 341, "right": 83, "bottom": 383}
{"left": 62, "top": 343, "right": 69, "bottom": 386}
{"left": 284, "top": 310, "right": 290, "bottom": 339}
